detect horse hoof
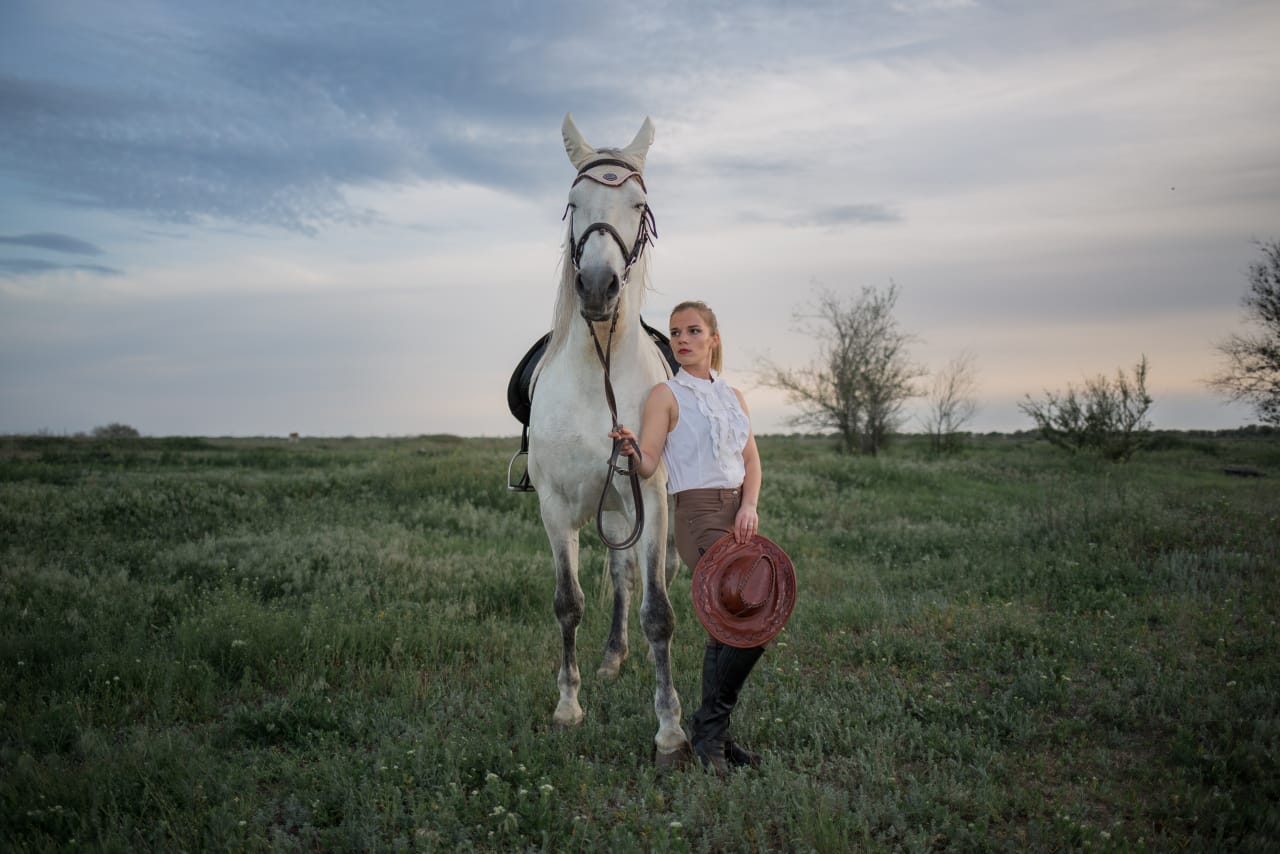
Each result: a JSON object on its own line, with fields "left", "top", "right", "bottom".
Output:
{"left": 596, "top": 654, "right": 626, "bottom": 681}
{"left": 653, "top": 742, "right": 693, "bottom": 773}
{"left": 552, "top": 703, "right": 584, "bottom": 729}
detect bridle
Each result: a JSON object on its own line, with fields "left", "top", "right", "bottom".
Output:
{"left": 563, "top": 157, "right": 657, "bottom": 287}
{"left": 564, "top": 156, "right": 659, "bottom": 551}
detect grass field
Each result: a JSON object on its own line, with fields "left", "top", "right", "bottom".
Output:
{"left": 1, "top": 431, "right": 1278, "bottom": 852}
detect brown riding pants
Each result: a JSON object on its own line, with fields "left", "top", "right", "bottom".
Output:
{"left": 673, "top": 486, "right": 742, "bottom": 571}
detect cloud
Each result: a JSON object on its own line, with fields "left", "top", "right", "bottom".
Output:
{"left": 789, "top": 204, "right": 902, "bottom": 228}
{"left": 0, "top": 232, "right": 104, "bottom": 255}
{"left": 0, "top": 0, "right": 992, "bottom": 234}
{"left": 0, "top": 258, "right": 121, "bottom": 277}
{"left": 734, "top": 201, "right": 901, "bottom": 229}
{"left": 0, "top": 4, "right": 616, "bottom": 232}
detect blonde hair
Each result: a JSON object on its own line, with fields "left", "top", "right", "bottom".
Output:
{"left": 670, "top": 300, "right": 722, "bottom": 373}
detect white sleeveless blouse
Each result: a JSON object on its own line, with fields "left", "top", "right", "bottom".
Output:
{"left": 662, "top": 370, "right": 751, "bottom": 494}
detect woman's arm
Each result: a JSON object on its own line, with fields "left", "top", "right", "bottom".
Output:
{"left": 733, "top": 388, "right": 761, "bottom": 543}
{"left": 610, "top": 384, "right": 676, "bottom": 479}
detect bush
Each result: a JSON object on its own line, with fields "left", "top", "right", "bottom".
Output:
{"left": 1019, "top": 357, "right": 1153, "bottom": 461}
{"left": 91, "top": 423, "right": 141, "bottom": 439}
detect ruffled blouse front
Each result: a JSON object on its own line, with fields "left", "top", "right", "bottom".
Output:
{"left": 662, "top": 370, "right": 751, "bottom": 493}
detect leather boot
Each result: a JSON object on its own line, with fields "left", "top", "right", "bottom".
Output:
{"left": 691, "top": 642, "right": 765, "bottom": 775}
{"left": 715, "top": 644, "right": 765, "bottom": 770}
{"left": 691, "top": 640, "right": 730, "bottom": 775}
{"left": 724, "top": 737, "right": 763, "bottom": 769}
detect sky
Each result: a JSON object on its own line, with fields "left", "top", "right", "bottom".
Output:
{"left": 2, "top": 0, "right": 1277, "bottom": 438}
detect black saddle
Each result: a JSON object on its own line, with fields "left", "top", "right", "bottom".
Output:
{"left": 506, "top": 319, "right": 678, "bottom": 427}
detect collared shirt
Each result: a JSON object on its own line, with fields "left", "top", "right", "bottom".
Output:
{"left": 662, "top": 369, "right": 750, "bottom": 494}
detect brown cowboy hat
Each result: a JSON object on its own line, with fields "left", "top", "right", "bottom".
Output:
{"left": 692, "top": 533, "right": 796, "bottom": 648}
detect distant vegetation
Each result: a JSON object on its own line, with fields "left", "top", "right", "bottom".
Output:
{"left": 2, "top": 433, "right": 1277, "bottom": 850}
{"left": 90, "top": 422, "right": 141, "bottom": 439}
{"left": 758, "top": 283, "right": 926, "bottom": 456}
{"left": 1209, "top": 237, "right": 1280, "bottom": 425}
{"left": 1019, "top": 356, "right": 1154, "bottom": 461}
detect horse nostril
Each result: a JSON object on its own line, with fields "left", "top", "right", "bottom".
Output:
{"left": 575, "top": 274, "right": 587, "bottom": 296}
{"left": 606, "top": 275, "right": 620, "bottom": 300}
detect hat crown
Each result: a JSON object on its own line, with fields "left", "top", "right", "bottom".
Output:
{"left": 719, "top": 554, "right": 775, "bottom": 616}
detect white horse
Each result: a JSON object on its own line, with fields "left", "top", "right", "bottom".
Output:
{"left": 527, "top": 114, "right": 690, "bottom": 766}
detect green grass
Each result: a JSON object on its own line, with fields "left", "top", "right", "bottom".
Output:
{"left": 1, "top": 432, "right": 1278, "bottom": 851}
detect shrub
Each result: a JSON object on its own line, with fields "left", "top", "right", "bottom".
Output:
{"left": 1019, "top": 357, "right": 1153, "bottom": 461}
{"left": 91, "top": 423, "right": 141, "bottom": 439}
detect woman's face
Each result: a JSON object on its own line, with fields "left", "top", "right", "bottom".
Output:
{"left": 669, "top": 307, "right": 719, "bottom": 373}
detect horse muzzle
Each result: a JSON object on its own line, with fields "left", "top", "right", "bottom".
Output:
{"left": 575, "top": 267, "right": 622, "bottom": 322}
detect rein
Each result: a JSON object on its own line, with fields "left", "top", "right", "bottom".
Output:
{"left": 587, "top": 310, "right": 645, "bottom": 551}
{"left": 568, "top": 156, "right": 657, "bottom": 551}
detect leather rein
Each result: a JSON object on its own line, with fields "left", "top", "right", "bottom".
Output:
{"left": 566, "top": 157, "right": 659, "bottom": 551}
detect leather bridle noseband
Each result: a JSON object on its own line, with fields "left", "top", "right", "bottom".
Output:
{"left": 565, "top": 156, "right": 659, "bottom": 551}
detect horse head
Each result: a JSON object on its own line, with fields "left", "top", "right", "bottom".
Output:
{"left": 561, "top": 113, "right": 656, "bottom": 322}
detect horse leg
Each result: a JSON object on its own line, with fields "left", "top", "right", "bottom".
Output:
{"left": 597, "top": 539, "right": 634, "bottom": 681}
{"left": 664, "top": 502, "right": 681, "bottom": 586}
{"left": 548, "top": 528, "right": 585, "bottom": 728}
{"left": 645, "top": 505, "right": 680, "bottom": 665}
{"left": 637, "top": 498, "right": 691, "bottom": 766}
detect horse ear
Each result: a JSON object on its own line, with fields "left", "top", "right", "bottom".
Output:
{"left": 562, "top": 113, "right": 596, "bottom": 170}
{"left": 621, "top": 117, "right": 655, "bottom": 172}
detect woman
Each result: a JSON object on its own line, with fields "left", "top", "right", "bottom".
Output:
{"left": 611, "top": 300, "right": 766, "bottom": 774}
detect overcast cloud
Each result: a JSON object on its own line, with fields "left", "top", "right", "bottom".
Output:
{"left": 2, "top": 0, "right": 1276, "bottom": 436}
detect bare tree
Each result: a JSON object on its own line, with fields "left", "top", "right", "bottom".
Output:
{"left": 922, "top": 351, "right": 980, "bottom": 454}
{"left": 1019, "top": 357, "right": 1154, "bottom": 462}
{"left": 758, "top": 283, "right": 925, "bottom": 455}
{"left": 1207, "top": 239, "right": 1280, "bottom": 425}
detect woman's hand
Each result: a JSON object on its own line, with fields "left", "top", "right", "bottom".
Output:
{"left": 609, "top": 426, "right": 641, "bottom": 459}
{"left": 734, "top": 504, "right": 758, "bottom": 544}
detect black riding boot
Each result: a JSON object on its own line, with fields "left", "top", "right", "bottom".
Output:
{"left": 716, "top": 644, "right": 765, "bottom": 769}
{"left": 691, "top": 640, "right": 729, "bottom": 774}
{"left": 691, "top": 641, "right": 765, "bottom": 775}
{"left": 724, "top": 736, "right": 763, "bottom": 769}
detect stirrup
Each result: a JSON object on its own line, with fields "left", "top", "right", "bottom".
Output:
{"left": 507, "top": 448, "right": 535, "bottom": 492}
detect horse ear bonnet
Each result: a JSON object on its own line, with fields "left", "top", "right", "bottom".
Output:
{"left": 562, "top": 113, "right": 597, "bottom": 170}
{"left": 619, "top": 117, "right": 655, "bottom": 172}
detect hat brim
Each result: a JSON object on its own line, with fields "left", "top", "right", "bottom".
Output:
{"left": 692, "top": 533, "right": 796, "bottom": 648}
